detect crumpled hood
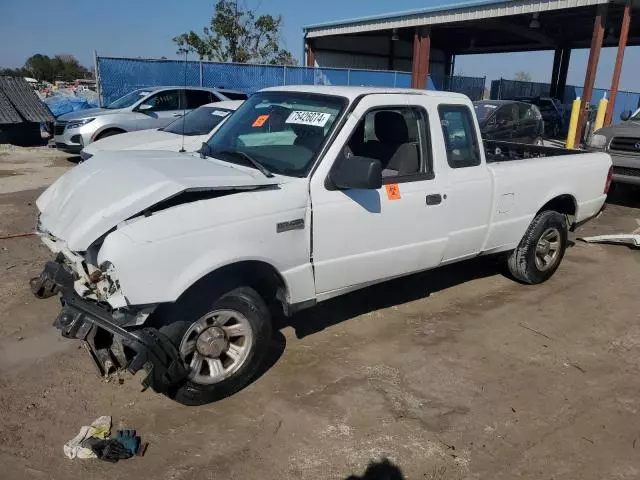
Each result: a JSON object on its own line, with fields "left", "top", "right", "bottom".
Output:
{"left": 83, "top": 129, "right": 203, "bottom": 154}
{"left": 37, "top": 150, "right": 282, "bottom": 250}
{"left": 57, "top": 107, "right": 124, "bottom": 121}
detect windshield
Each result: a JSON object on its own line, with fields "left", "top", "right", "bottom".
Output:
{"left": 105, "top": 89, "right": 152, "bottom": 109}
{"left": 163, "top": 106, "right": 234, "bottom": 136}
{"left": 206, "top": 91, "right": 346, "bottom": 177}
{"left": 473, "top": 103, "right": 498, "bottom": 122}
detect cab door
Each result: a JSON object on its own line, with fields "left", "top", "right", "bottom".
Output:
{"left": 309, "top": 94, "right": 449, "bottom": 296}
{"left": 135, "top": 89, "right": 183, "bottom": 130}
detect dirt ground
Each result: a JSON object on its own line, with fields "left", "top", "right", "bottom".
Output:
{"left": 1, "top": 146, "right": 640, "bottom": 480}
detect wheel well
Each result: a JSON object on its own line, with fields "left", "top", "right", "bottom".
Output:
{"left": 180, "top": 261, "right": 288, "bottom": 317}
{"left": 537, "top": 194, "right": 577, "bottom": 226}
{"left": 95, "top": 128, "right": 126, "bottom": 140}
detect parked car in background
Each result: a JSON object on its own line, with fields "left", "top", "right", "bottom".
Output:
{"left": 54, "top": 87, "right": 248, "bottom": 153}
{"left": 588, "top": 107, "right": 640, "bottom": 185}
{"left": 32, "top": 86, "right": 611, "bottom": 405}
{"left": 516, "top": 96, "right": 565, "bottom": 138}
{"left": 80, "top": 100, "right": 243, "bottom": 160}
{"left": 473, "top": 100, "right": 544, "bottom": 145}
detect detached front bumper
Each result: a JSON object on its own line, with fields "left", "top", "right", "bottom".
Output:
{"left": 31, "top": 260, "right": 187, "bottom": 393}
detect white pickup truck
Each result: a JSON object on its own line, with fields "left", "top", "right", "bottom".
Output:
{"left": 31, "top": 86, "right": 612, "bottom": 405}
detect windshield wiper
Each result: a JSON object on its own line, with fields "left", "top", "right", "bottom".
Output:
{"left": 218, "top": 149, "right": 274, "bottom": 178}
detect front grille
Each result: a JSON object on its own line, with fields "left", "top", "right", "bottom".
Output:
{"left": 613, "top": 166, "right": 640, "bottom": 177}
{"left": 54, "top": 123, "right": 66, "bottom": 135}
{"left": 609, "top": 136, "right": 640, "bottom": 153}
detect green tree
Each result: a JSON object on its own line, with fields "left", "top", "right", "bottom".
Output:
{"left": 21, "top": 53, "right": 89, "bottom": 82}
{"left": 173, "top": 0, "right": 296, "bottom": 65}
{"left": 25, "top": 54, "right": 55, "bottom": 81}
{"left": 514, "top": 71, "right": 532, "bottom": 82}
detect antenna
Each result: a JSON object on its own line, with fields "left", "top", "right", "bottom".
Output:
{"left": 179, "top": 51, "right": 188, "bottom": 153}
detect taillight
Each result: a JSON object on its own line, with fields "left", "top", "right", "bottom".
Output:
{"left": 604, "top": 166, "right": 613, "bottom": 194}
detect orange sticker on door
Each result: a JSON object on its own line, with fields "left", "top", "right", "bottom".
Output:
{"left": 385, "top": 183, "right": 401, "bottom": 200}
{"left": 252, "top": 114, "right": 270, "bottom": 127}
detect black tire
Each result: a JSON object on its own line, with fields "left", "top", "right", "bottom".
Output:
{"left": 156, "top": 285, "right": 272, "bottom": 406}
{"left": 96, "top": 129, "right": 124, "bottom": 140}
{"left": 507, "top": 210, "right": 568, "bottom": 284}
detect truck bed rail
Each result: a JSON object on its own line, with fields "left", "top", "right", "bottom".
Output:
{"left": 484, "top": 140, "right": 588, "bottom": 163}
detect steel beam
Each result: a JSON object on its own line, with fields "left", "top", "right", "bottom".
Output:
{"left": 605, "top": 0, "right": 632, "bottom": 126}
{"left": 575, "top": 4, "right": 608, "bottom": 145}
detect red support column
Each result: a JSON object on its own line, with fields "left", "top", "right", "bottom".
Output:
{"left": 605, "top": 0, "right": 632, "bottom": 126}
{"left": 411, "top": 27, "right": 431, "bottom": 89}
{"left": 306, "top": 42, "right": 315, "bottom": 67}
{"left": 575, "top": 4, "right": 607, "bottom": 145}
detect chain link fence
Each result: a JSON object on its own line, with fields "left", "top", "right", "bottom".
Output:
{"left": 490, "top": 78, "right": 640, "bottom": 122}
{"left": 96, "top": 56, "right": 486, "bottom": 106}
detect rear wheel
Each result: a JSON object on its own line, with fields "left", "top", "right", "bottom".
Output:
{"left": 507, "top": 210, "right": 568, "bottom": 284}
{"left": 156, "top": 286, "right": 272, "bottom": 405}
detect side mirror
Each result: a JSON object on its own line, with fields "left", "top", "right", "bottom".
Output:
{"left": 137, "top": 103, "right": 153, "bottom": 112}
{"left": 330, "top": 155, "right": 382, "bottom": 190}
{"left": 199, "top": 142, "right": 212, "bottom": 159}
{"left": 620, "top": 110, "right": 632, "bottom": 121}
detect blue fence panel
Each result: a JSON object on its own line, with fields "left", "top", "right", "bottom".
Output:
{"left": 97, "top": 56, "right": 489, "bottom": 105}
{"left": 490, "top": 78, "right": 640, "bottom": 124}
{"left": 317, "top": 68, "right": 350, "bottom": 86}
{"left": 432, "top": 75, "right": 486, "bottom": 100}
{"left": 98, "top": 57, "right": 201, "bottom": 105}
{"left": 283, "top": 66, "right": 316, "bottom": 86}
{"left": 394, "top": 72, "right": 412, "bottom": 88}
{"left": 202, "top": 63, "right": 285, "bottom": 93}
{"left": 347, "top": 69, "right": 396, "bottom": 87}
{"left": 571, "top": 87, "right": 640, "bottom": 123}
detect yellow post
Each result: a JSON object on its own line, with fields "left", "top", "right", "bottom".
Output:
{"left": 594, "top": 95, "right": 608, "bottom": 131}
{"left": 566, "top": 97, "right": 582, "bottom": 149}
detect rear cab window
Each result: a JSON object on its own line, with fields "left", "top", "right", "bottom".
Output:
{"left": 438, "top": 105, "right": 481, "bottom": 168}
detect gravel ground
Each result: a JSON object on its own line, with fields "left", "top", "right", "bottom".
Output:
{"left": 1, "top": 146, "right": 640, "bottom": 480}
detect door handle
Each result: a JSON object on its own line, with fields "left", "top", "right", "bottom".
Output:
{"left": 172, "top": 113, "right": 183, "bottom": 117}
{"left": 426, "top": 194, "right": 443, "bottom": 205}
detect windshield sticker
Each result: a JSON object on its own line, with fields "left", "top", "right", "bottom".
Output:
{"left": 385, "top": 183, "right": 401, "bottom": 200}
{"left": 286, "top": 111, "right": 331, "bottom": 127}
{"left": 252, "top": 114, "right": 270, "bottom": 127}
{"left": 211, "top": 110, "right": 230, "bottom": 117}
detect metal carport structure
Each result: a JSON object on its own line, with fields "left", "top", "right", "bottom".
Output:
{"left": 304, "top": 0, "right": 640, "bottom": 142}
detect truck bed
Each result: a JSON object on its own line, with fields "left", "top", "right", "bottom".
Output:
{"left": 484, "top": 140, "right": 589, "bottom": 163}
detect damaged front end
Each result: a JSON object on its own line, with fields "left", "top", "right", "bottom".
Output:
{"left": 30, "top": 253, "right": 187, "bottom": 394}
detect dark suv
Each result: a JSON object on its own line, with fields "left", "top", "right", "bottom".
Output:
{"left": 473, "top": 100, "right": 544, "bottom": 145}
{"left": 516, "top": 96, "right": 565, "bottom": 138}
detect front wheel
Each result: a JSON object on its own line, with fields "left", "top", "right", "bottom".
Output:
{"left": 507, "top": 210, "right": 568, "bottom": 284}
{"left": 157, "top": 286, "right": 272, "bottom": 405}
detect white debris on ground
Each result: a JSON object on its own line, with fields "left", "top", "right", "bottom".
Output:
{"left": 579, "top": 234, "right": 640, "bottom": 248}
